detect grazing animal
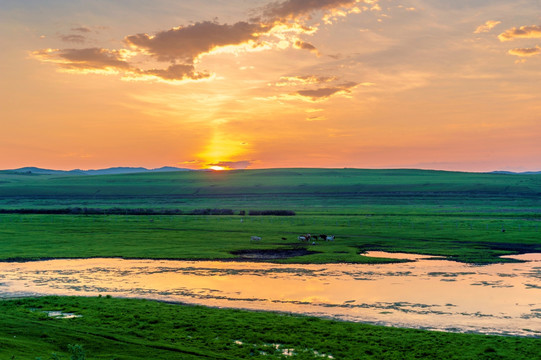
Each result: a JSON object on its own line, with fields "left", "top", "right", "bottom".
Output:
{"left": 298, "top": 236, "right": 306, "bottom": 242}
{"left": 319, "top": 234, "right": 327, "bottom": 240}
{"left": 250, "top": 236, "right": 261, "bottom": 242}
{"left": 326, "top": 235, "right": 335, "bottom": 241}
{"left": 281, "top": 237, "right": 287, "bottom": 240}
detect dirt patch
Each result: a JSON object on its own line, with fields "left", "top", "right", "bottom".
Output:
{"left": 231, "top": 248, "right": 318, "bottom": 260}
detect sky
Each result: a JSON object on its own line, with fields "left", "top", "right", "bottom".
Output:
{"left": 1, "top": 0, "right": 541, "bottom": 172}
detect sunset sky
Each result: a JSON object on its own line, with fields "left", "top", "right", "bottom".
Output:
{"left": 1, "top": 0, "right": 541, "bottom": 171}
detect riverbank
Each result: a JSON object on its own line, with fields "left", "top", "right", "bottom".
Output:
{"left": 1, "top": 296, "right": 540, "bottom": 359}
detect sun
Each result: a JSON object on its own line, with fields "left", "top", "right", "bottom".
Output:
{"left": 209, "top": 165, "right": 226, "bottom": 171}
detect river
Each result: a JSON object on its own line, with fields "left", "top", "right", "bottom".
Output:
{"left": 0, "top": 252, "right": 540, "bottom": 336}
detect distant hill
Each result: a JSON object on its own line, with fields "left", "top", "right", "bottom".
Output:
{"left": 490, "top": 171, "right": 541, "bottom": 175}
{"left": 3, "top": 166, "right": 191, "bottom": 175}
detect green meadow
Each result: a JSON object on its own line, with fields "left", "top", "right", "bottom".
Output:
{"left": 0, "top": 168, "right": 540, "bottom": 263}
{"left": 1, "top": 168, "right": 541, "bottom": 358}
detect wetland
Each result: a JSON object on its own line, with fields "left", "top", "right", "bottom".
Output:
{"left": 1, "top": 252, "right": 540, "bottom": 337}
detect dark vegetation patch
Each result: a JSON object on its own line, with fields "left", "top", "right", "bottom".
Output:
{"left": 0, "top": 207, "right": 296, "bottom": 216}
{"left": 478, "top": 241, "right": 541, "bottom": 254}
{"left": 188, "top": 208, "right": 234, "bottom": 215}
{"left": 248, "top": 210, "right": 296, "bottom": 216}
{"left": 231, "top": 248, "right": 318, "bottom": 260}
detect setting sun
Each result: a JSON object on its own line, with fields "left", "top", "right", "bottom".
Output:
{"left": 209, "top": 165, "right": 227, "bottom": 171}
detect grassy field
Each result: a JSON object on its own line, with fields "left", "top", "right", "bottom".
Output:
{"left": 1, "top": 168, "right": 541, "bottom": 359}
{"left": 0, "top": 212, "right": 539, "bottom": 264}
{"left": 1, "top": 296, "right": 540, "bottom": 360}
{"left": 0, "top": 168, "right": 540, "bottom": 263}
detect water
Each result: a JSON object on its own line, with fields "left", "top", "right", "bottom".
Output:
{"left": 0, "top": 252, "right": 540, "bottom": 336}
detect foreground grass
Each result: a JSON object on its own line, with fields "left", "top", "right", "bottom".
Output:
{"left": 0, "top": 296, "right": 539, "bottom": 360}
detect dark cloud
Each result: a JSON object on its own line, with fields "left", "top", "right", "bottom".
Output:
{"left": 125, "top": 21, "right": 267, "bottom": 62}
{"left": 57, "top": 48, "right": 131, "bottom": 70}
{"left": 139, "top": 64, "right": 210, "bottom": 80}
{"left": 294, "top": 40, "right": 318, "bottom": 54}
{"left": 296, "top": 81, "right": 357, "bottom": 100}
{"left": 33, "top": 48, "right": 208, "bottom": 81}
{"left": 35, "top": 0, "right": 367, "bottom": 82}
{"left": 59, "top": 34, "right": 87, "bottom": 43}
{"left": 209, "top": 160, "right": 252, "bottom": 169}
{"left": 498, "top": 25, "right": 541, "bottom": 41}
{"left": 259, "top": 0, "right": 359, "bottom": 22}
{"left": 122, "top": 0, "right": 361, "bottom": 64}
{"left": 33, "top": 48, "right": 131, "bottom": 70}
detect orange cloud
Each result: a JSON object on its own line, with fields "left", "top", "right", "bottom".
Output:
{"left": 498, "top": 25, "right": 541, "bottom": 41}
{"left": 275, "top": 75, "right": 337, "bottom": 86}
{"left": 508, "top": 45, "right": 541, "bottom": 57}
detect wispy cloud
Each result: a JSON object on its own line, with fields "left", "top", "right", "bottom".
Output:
{"left": 474, "top": 20, "right": 501, "bottom": 34}
{"left": 71, "top": 26, "right": 92, "bottom": 33}
{"left": 208, "top": 160, "right": 252, "bottom": 169}
{"left": 276, "top": 75, "right": 337, "bottom": 86}
{"left": 59, "top": 34, "right": 87, "bottom": 43}
{"left": 295, "top": 81, "right": 358, "bottom": 101}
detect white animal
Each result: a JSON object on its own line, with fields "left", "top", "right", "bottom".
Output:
{"left": 326, "top": 235, "right": 335, "bottom": 241}
{"left": 250, "top": 236, "right": 261, "bottom": 242}
{"left": 298, "top": 236, "right": 306, "bottom": 242}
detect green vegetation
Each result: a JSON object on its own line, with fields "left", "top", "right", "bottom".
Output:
{"left": 0, "top": 212, "right": 539, "bottom": 264}
{"left": 0, "top": 168, "right": 540, "bottom": 263}
{"left": 1, "top": 169, "right": 541, "bottom": 358}
{"left": 1, "top": 296, "right": 540, "bottom": 359}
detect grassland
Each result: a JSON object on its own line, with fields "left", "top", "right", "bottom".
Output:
{"left": 0, "top": 168, "right": 540, "bottom": 263}
{"left": 1, "top": 168, "right": 541, "bottom": 359}
{"left": 1, "top": 296, "right": 540, "bottom": 360}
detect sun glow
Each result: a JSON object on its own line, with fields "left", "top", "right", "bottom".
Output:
{"left": 209, "top": 165, "right": 226, "bottom": 171}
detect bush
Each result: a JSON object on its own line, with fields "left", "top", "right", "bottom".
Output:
{"left": 248, "top": 210, "right": 295, "bottom": 216}
{"left": 189, "top": 208, "right": 234, "bottom": 215}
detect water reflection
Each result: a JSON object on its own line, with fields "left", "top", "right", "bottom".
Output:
{"left": 0, "top": 253, "right": 540, "bottom": 336}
